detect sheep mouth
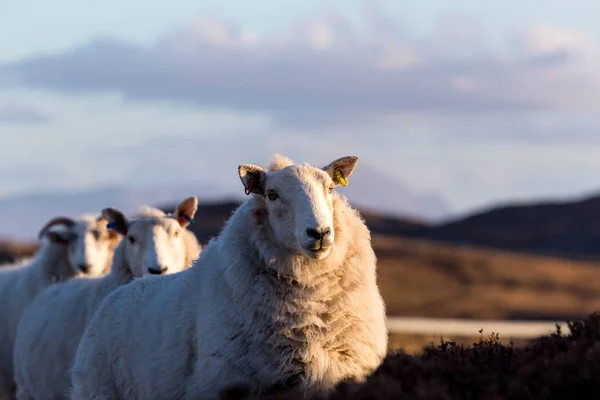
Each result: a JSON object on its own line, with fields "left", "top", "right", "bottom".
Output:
{"left": 301, "top": 244, "right": 331, "bottom": 259}
{"left": 303, "top": 238, "right": 333, "bottom": 251}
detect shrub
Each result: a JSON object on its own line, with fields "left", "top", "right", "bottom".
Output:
{"left": 220, "top": 312, "right": 600, "bottom": 400}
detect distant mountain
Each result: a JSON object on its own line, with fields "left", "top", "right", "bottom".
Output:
{"left": 335, "top": 163, "right": 451, "bottom": 223}
{"left": 6, "top": 168, "right": 600, "bottom": 263}
{"left": 0, "top": 199, "right": 424, "bottom": 264}
{"left": 0, "top": 164, "right": 451, "bottom": 240}
{"left": 404, "top": 192, "right": 600, "bottom": 260}
{"left": 0, "top": 183, "right": 239, "bottom": 240}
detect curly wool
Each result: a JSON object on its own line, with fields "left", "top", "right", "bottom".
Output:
{"left": 13, "top": 211, "right": 201, "bottom": 400}
{"left": 69, "top": 191, "right": 386, "bottom": 399}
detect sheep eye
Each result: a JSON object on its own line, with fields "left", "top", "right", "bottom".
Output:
{"left": 91, "top": 230, "right": 100, "bottom": 240}
{"left": 267, "top": 191, "right": 279, "bottom": 201}
{"left": 174, "top": 230, "right": 180, "bottom": 238}
{"left": 128, "top": 235, "right": 136, "bottom": 245}
{"left": 328, "top": 186, "right": 334, "bottom": 194}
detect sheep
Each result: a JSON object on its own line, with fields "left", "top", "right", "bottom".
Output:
{"left": 69, "top": 154, "right": 388, "bottom": 400}
{"left": 0, "top": 214, "right": 120, "bottom": 400}
{"left": 12, "top": 196, "right": 202, "bottom": 400}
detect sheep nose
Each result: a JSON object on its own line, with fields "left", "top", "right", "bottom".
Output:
{"left": 148, "top": 266, "right": 168, "bottom": 275}
{"left": 306, "top": 227, "right": 331, "bottom": 240}
{"left": 78, "top": 263, "right": 91, "bottom": 273}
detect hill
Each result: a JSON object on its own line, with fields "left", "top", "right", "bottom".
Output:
{"left": 373, "top": 235, "right": 600, "bottom": 321}
{"left": 184, "top": 191, "right": 600, "bottom": 263}
{"left": 4, "top": 200, "right": 600, "bottom": 323}
{"left": 407, "top": 193, "right": 600, "bottom": 260}
{"left": 163, "top": 201, "right": 600, "bottom": 321}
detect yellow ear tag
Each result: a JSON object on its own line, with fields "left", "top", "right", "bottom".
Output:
{"left": 335, "top": 170, "right": 348, "bottom": 186}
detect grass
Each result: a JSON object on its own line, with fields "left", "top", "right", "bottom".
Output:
{"left": 374, "top": 235, "right": 600, "bottom": 320}
{"left": 387, "top": 331, "right": 531, "bottom": 355}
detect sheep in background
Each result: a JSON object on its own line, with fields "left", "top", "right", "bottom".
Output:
{"left": 13, "top": 197, "right": 201, "bottom": 400}
{"left": 0, "top": 215, "right": 120, "bottom": 400}
{"left": 69, "top": 154, "right": 388, "bottom": 400}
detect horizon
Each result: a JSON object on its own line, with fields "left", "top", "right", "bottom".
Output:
{"left": 2, "top": 174, "right": 600, "bottom": 242}
{"left": 2, "top": 0, "right": 600, "bottom": 218}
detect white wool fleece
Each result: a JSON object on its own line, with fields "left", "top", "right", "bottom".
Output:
{"left": 70, "top": 157, "right": 387, "bottom": 400}
{"left": 13, "top": 199, "right": 201, "bottom": 400}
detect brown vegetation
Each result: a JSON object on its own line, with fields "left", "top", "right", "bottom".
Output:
{"left": 221, "top": 313, "right": 600, "bottom": 400}
{"left": 0, "top": 240, "right": 38, "bottom": 266}
{"left": 375, "top": 235, "right": 600, "bottom": 320}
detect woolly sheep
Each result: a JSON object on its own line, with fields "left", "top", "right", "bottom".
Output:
{"left": 69, "top": 154, "right": 388, "bottom": 399}
{"left": 0, "top": 215, "right": 120, "bottom": 400}
{"left": 12, "top": 197, "right": 201, "bottom": 400}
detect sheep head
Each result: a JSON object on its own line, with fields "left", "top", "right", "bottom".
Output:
{"left": 238, "top": 155, "right": 359, "bottom": 260}
{"left": 38, "top": 215, "right": 122, "bottom": 277}
{"left": 102, "top": 196, "right": 199, "bottom": 277}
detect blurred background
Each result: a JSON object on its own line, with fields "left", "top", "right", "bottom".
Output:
{"left": 2, "top": 0, "right": 600, "bottom": 353}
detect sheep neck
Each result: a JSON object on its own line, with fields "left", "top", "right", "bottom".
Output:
{"left": 38, "top": 241, "right": 77, "bottom": 285}
{"left": 219, "top": 195, "right": 371, "bottom": 392}
{"left": 107, "top": 242, "right": 134, "bottom": 286}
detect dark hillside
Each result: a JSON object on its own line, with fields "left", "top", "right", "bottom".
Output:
{"left": 406, "top": 193, "right": 600, "bottom": 260}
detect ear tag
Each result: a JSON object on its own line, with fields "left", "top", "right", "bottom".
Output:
{"left": 181, "top": 214, "right": 195, "bottom": 224}
{"left": 335, "top": 170, "right": 348, "bottom": 186}
{"left": 106, "top": 222, "right": 117, "bottom": 229}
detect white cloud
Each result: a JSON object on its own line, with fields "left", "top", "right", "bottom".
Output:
{"left": 515, "top": 23, "right": 598, "bottom": 61}
{"left": 2, "top": 5, "right": 600, "bottom": 215}
{"left": 2, "top": 10, "right": 598, "bottom": 131}
{"left": 0, "top": 99, "right": 49, "bottom": 124}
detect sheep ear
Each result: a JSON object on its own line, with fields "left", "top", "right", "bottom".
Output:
{"left": 323, "top": 156, "right": 359, "bottom": 187}
{"left": 175, "top": 196, "right": 198, "bottom": 228}
{"left": 238, "top": 164, "right": 266, "bottom": 195}
{"left": 101, "top": 208, "right": 129, "bottom": 236}
{"left": 107, "top": 230, "right": 122, "bottom": 248}
{"left": 96, "top": 216, "right": 122, "bottom": 247}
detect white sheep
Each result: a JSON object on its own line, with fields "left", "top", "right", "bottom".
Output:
{"left": 12, "top": 197, "right": 202, "bottom": 400}
{"left": 69, "top": 154, "right": 388, "bottom": 400}
{"left": 0, "top": 215, "right": 120, "bottom": 400}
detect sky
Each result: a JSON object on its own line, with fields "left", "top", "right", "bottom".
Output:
{"left": 2, "top": 0, "right": 600, "bottom": 216}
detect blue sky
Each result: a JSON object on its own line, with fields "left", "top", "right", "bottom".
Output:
{"left": 2, "top": 0, "right": 600, "bottom": 216}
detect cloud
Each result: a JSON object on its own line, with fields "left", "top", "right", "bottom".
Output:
{"left": 0, "top": 100, "right": 49, "bottom": 124}
{"left": 2, "top": 6, "right": 599, "bottom": 130}
{"left": 513, "top": 23, "right": 598, "bottom": 63}
{"left": 79, "top": 118, "right": 600, "bottom": 218}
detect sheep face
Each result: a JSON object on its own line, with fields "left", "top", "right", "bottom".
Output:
{"left": 239, "top": 155, "right": 359, "bottom": 260}
{"left": 102, "top": 196, "right": 199, "bottom": 277}
{"left": 123, "top": 219, "right": 190, "bottom": 276}
{"left": 39, "top": 215, "right": 121, "bottom": 277}
{"left": 66, "top": 218, "right": 121, "bottom": 276}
